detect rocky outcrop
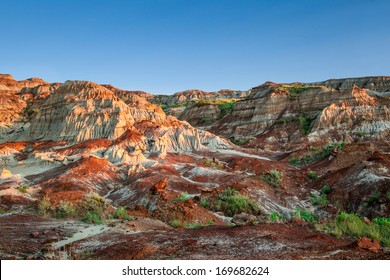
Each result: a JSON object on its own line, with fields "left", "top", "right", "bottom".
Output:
{"left": 153, "top": 89, "right": 249, "bottom": 105}
{"left": 306, "top": 76, "right": 390, "bottom": 92}
{"left": 208, "top": 80, "right": 390, "bottom": 142}
{"left": 0, "top": 77, "right": 231, "bottom": 168}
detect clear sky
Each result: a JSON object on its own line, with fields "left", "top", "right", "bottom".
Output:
{"left": 1, "top": 0, "right": 389, "bottom": 94}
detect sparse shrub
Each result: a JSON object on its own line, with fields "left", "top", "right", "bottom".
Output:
{"left": 80, "top": 193, "right": 108, "bottom": 224}
{"left": 229, "top": 137, "right": 250, "bottom": 146}
{"left": 218, "top": 101, "right": 236, "bottom": 118}
{"left": 298, "top": 114, "right": 313, "bottom": 135}
{"left": 82, "top": 212, "right": 102, "bottom": 224}
{"left": 17, "top": 183, "right": 29, "bottom": 193}
{"left": 204, "top": 158, "right": 224, "bottom": 169}
{"left": 261, "top": 170, "right": 282, "bottom": 188}
{"left": 289, "top": 142, "right": 346, "bottom": 166}
{"left": 269, "top": 211, "right": 286, "bottom": 222}
{"left": 321, "top": 185, "right": 331, "bottom": 195}
{"left": 169, "top": 220, "right": 181, "bottom": 228}
{"left": 184, "top": 222, "right": 202, "bottom": 230}
{"left": 172, "top": 192, "right": 190, "bottom": 203}
{"left": 387, "top": 192, "right": 390, "bottom": 201}
{"left": 54, "top": 200, "right": 77, "bottom": 219}
{"left": 293, "top": 208, "right": 318, "bottom": 222}
{"left": 113, "top": 206, "right": 132, "bottom": 220}
{"left": 365, "top": 192, "right": 380, "bottom": 207}
{"left": 307, "top": 171, "right": 318, "bottom": 181}
{"left": 37, "top": 196, "right": 53, "bottom": 217}
{"left": 199, "top": 198, "right": 209, "bottom": 208}
{"left": 215, "top": 188, "right": 259, "bottom": 217}
{"left": 310, "top": 193, "right": 328, "bottom": 207}
{"left": 317, "top": 212, "right": 390, "bottom": 248}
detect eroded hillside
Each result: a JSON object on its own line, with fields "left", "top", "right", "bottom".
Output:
{"left": 0, "top": 74, "right": 389, "bottom": 260}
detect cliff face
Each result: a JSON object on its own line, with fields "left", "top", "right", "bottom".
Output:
{"left": 153, "top": 89, "right": 250, "bottom": 105}
{"left": 185, "top": 78, "right": 390, "bottom": 144}
{"left": 0, "top": 74, "right": 54, "bottom": 142}
{"left": 306, "top": 76, "right": 390, "bottom": 92}
{"left": 1, "top": 76, "right": 230, "bottom": 167}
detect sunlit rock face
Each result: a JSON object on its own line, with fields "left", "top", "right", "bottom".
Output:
{"left": 206, "top": 78, "right": 390, "bottom": 142}
{"left": 153, "top": 89, "right": 250, "bottom": 105}
{"left": 1, "top": 76, "right": 230, "bottom": 168}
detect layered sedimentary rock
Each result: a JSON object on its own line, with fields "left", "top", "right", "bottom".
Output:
{"left": 26, "top": 81, "right": 139, "bottom": 142}
{"left": 1, "top": 78, "right": 230, "bottom": 167}
{"left": 208, "top": 80, "right": 390, "bottom": 142}
{"left": 306, "top": 76, "right": 390, "bottom": 92}
{"left": 153, "top": 89, "right": 249, "bottom": 105}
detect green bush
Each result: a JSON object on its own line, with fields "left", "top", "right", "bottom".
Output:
{"left": 214, "top": 188, "right": 259, "bottom": 217}
{"left": 172, "top": 192, "right": 190, "bottom": 203}
{"left": 169, "top": 220, "right": 181, "bottom": 228}
{"left": 54, "top": 200, "right": 77, "bottom": 219}
{"left": 218, "top": 101, "right": 236, "bottom": 118}
{"left": 365, "top": 193, "right": 380, "bottom": 207}
{"left": 113, "top": 206, "right": 132, "bottom": 220}
{"left": 310, "top": 193, "right": 328, "bottom": 207}
{"left": 204, "top": 158, "right": 224, "bottom": 169}
{"left": 79, "top": 193, "right": 108, "bottom": 224}
{"left": 199, "top": 198, "right": 209, "bottom": 208}
{"left": 37, "top": 196, "right": 53, "bottom": 217}
{"left": 261, "top": 170, "right": 282, "bottom": 188}
{"left": 82, "top": 212, "right": 103, "bottom": 224}
{"left": 307, "top": 171, "right": 318, "bottom": 181}
{"left": 299, "top": 114, "right": 313, "bottom": 135}
{"left": 184, "top": 222, "right": 202, "bottom": 230}
{"left": 17, "top": 183, "right": 29, "bottom": 193}
{"left": 293, "top": 208, "right": 318, "bottom": 222}
{"left": 373, "top": 217, "right": 390, "bottom": 226}
{"left": 321, "top": 185, "right": 331, "bottom": 195}
{"left": 229, "top": 138, "right": 250, "bottom": 146}
{"left": 289, "top": 142, "right": 346, "bottom": 166}
{"left": 269, "top": 211, "right": 286, "bottom": 222}
{"left": 317, "top": 212, "right": 390, "bottom": 248}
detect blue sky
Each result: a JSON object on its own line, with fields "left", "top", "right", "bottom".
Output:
{"left": 1, "top": 0, "right": 389, "bottom": 94}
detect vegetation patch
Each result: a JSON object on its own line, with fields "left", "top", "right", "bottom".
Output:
{"left": 113, "top": 206, "right": 133, "bottom": 220}
{"left": 298, "top": 114, "right": 313, "bottom": 135}
{"left": 307, "top": 170, "right": 318, "bottom": 181}
{"left": 289, "top": 142, "right": 346, "bottom": 166}
{"left": 169, "top": 219, "right": 181, "bottom": 228}
{"left": 260, "top": 170, "right": 283, "bottom": 188}
{"left": 201, "top": 188, "right": 259, "bottom": 217}
{"left": 310, "top": 193, "right": 328, "bottom": 207}
{"left": 36, "top": 192, "right": 111, "bottom": 224}
{"left": 218, "top": 101, "right": 236, "bottom": 118}
{"left": 310, "top": 186, "right": 331, "bottom": 207}
{"left": 275, "top": 84, "right": 322, "bottom": 100}
{"left": 365, "top": 192, "right": 380, "bottom": 207}
{"left": 269, "top": 211, "right": 286, "bottom": 222}
{"left": 317, "top": 212, "right": 390, "bottom": 248}
{"left": 54, "top": 200, "right": 77, "bottom": 219}
{"left": 229, "top": 137, "right": 250, "bottom": 146}
{"left": 184, "top": 222, "right": 202, "bottom": 230}
{"left": 168, "top": 219, "right": 213, "bottom": 229}
{"left": 293, "top": 208, "right": 318, "bottom": 222}
{"left": 17, "top": 183, "right": 29, "bottom": 193}
{"left": 172, "top": 192, "right": 190, "bottom": 203}
{"left": 204, "top": 158, "right": 224, "bottom": 169}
